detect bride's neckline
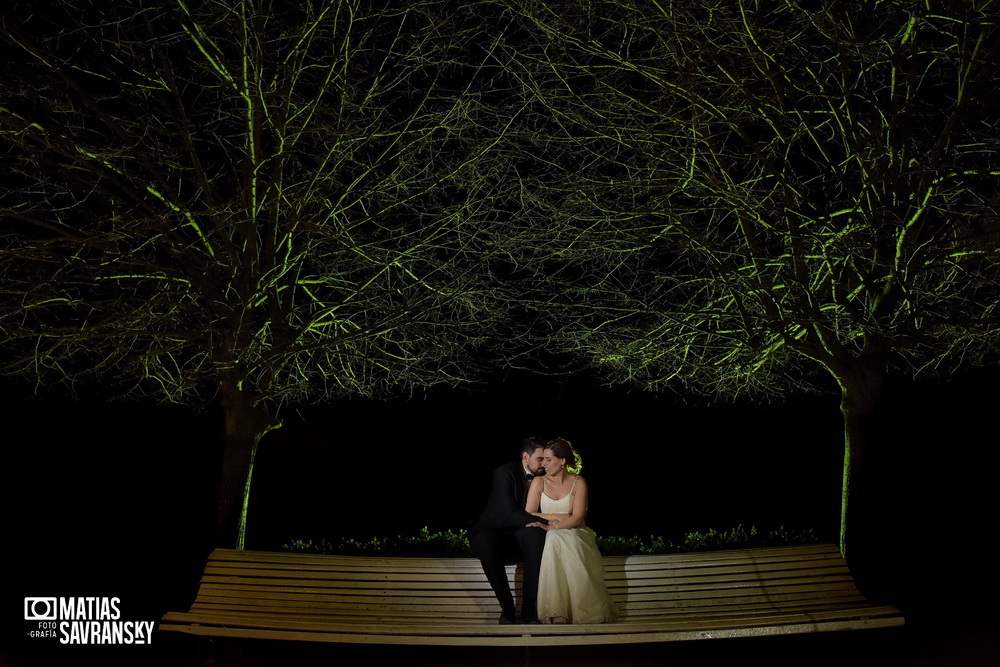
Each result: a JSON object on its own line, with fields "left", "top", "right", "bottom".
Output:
{"left": 542, "top": 476, "right": 578, "bottom": 501}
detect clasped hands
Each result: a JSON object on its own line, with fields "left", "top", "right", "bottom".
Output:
{"left": 527, "top": 512, "right": 570, "bottom": 531}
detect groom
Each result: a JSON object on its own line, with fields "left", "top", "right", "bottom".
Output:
{"left": 471, "top": 437, "right": 549, "bottom": 624}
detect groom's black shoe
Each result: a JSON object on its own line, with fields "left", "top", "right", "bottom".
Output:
{"left": 499, "top": 612, "right": 516, "bottom": 624}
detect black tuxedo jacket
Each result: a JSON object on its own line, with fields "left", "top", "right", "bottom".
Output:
{"left": 472, "top": 460, "right": 541, "bottom": 534}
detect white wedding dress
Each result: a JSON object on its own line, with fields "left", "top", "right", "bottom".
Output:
{"left": 536, "top": 480, "right": 617, "bottom": 624}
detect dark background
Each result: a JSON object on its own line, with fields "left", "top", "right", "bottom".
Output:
{"left": 3, "top": 369, "right": 998, "bottom": 664}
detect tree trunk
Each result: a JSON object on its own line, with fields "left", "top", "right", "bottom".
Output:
{"left": 834, "top": 351, "right": 888, "bottom": 560}
{"left": 214, "top": 381, "right": 280, "bottom": 549}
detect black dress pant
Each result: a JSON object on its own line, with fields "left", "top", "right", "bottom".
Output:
{"left": 471, "top": 526, "right": 546, "bottom": 621}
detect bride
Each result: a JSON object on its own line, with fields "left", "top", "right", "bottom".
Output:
{"left": 525, "top": 438, "right": 617, "bottom": 624}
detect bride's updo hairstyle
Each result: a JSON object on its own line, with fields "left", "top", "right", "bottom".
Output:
{"left": 546, "top": 437, "right": 582, "bottom": 475}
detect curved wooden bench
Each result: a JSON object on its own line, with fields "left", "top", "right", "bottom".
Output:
{"left": 159, "top": 543, "right": 903, "bottom": 645}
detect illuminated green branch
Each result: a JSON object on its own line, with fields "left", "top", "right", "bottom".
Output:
{"left": 1, "top": 0, "right": 529, "bottom": 548}
{"left": 501, "top": 0, "right": 1000, "bottom": 556}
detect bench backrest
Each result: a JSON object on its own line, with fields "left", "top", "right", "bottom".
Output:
{"left": 187, "top": 543, "right": 866, "bottom": 621}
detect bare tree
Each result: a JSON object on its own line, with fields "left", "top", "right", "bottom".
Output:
{"left": 504, "top": 0, "right": 1000, "bottom": 554}
{"left": 1, "top": 0, "right": 525, "bottom": 547}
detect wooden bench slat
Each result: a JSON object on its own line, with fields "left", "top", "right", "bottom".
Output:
{"left": 607, "top": 560, "right": 852, "bottom": 577}
{"left": 189, "top": 577, "right": 861, "bottom": 602}
{"left": 159, "top": 613, "right": 905, "bottom": 646}
{"left": 184, "top": 591, "right": 866, "bottom": 618}
{"left": 163, "top": 603, "right": 904, "bottom": 634}
{"left": 183, "top": 594, "right": 863, "bottom": 618}
{"left": 189, "top": 571, "right": 854, "bottom": 600}
{"left": 201, "top": 560, "right": 850, "bottom": 584}
{"left": 200, "top": 543, "right": 844, "bottom": 571}
{"left": 161, "top": 604, "right": 904, "bottom": 641}
{"left": 178, "top": 594, "right": 872, "bottom": 622}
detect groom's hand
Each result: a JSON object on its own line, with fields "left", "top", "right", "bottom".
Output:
{"left": 526, "top": 521, "right": 556, "bottom": 531}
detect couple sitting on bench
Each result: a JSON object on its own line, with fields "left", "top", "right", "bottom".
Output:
{"left": 471, "top": 437, "right": 616, "bottom": 625}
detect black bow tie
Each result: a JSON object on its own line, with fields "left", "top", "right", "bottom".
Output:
{"left": 525, "top": 473, "right": 535, "bottom": 480}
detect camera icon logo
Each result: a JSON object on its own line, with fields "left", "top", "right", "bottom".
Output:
{"left": 24, "top": 598, "right": 58, "bottom": 621}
